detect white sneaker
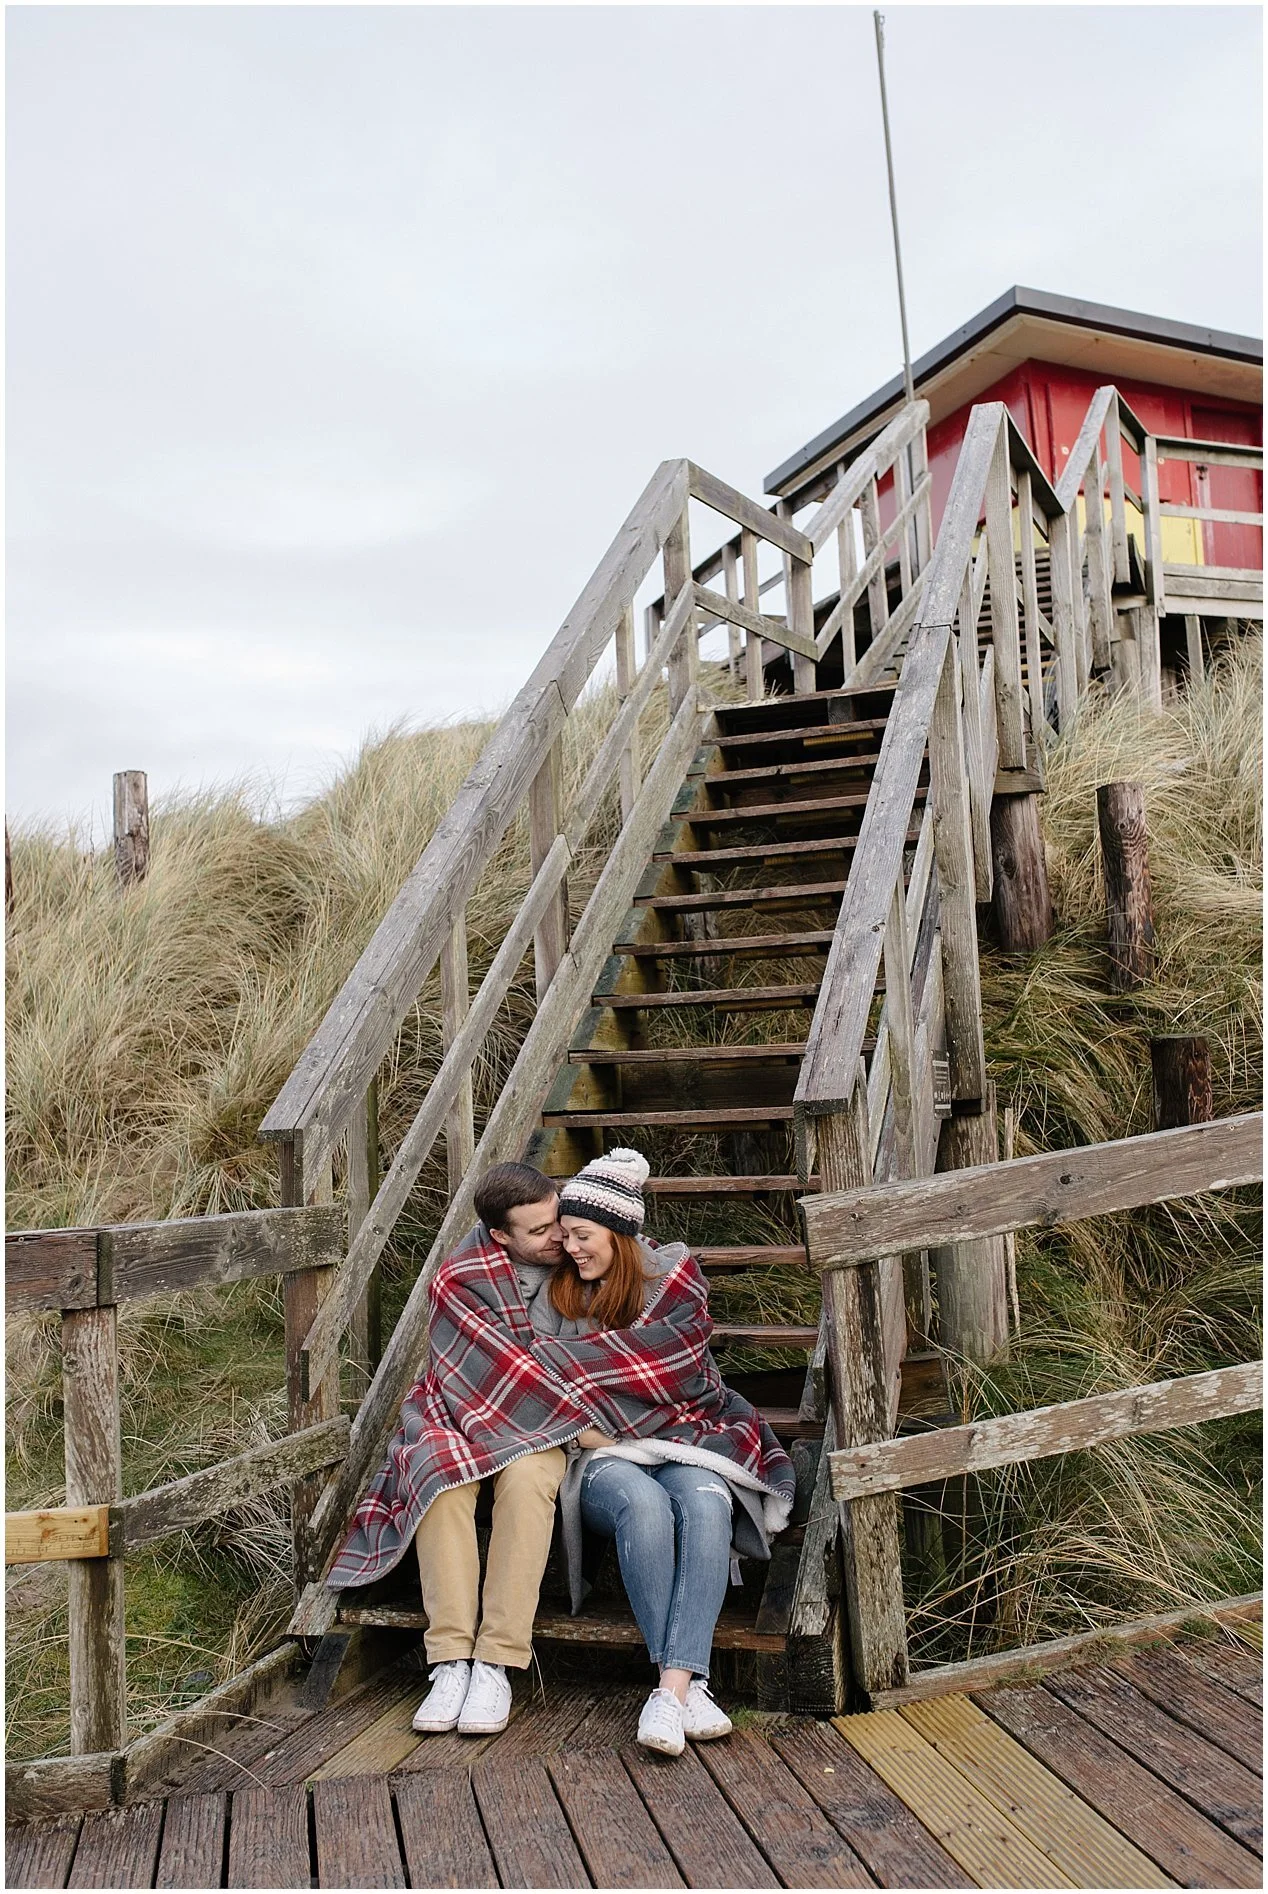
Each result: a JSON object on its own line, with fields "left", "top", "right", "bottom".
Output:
{"left": 457, "top": 1660, "right": 512, "bottom": 1735}
{"left": 682, "top": 1679, "right": 732, "bottom": 1741}
{"left": 411, "top": 1660, "right": 470, "bottom": 1733}
{"left": 637, "top": 1687, "right": 686, "bottom": 1757}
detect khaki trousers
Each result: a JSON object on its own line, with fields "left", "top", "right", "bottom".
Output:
{"left": 413, "top": 1447, "right": 566, "bottom": 1669}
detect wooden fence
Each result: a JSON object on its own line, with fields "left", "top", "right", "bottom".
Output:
{"left": 798, "top": 1111, "right": 1264, "bottom": 1699}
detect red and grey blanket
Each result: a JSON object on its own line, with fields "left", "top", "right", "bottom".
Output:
{"left": 326, "top": 1222, "right": 794, "bottom": 1590}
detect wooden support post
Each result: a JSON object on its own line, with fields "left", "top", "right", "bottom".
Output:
{"left": 957, "top": 571, "right": 992, "bottom": 899}
{"left": 528, "top": 743, "right": 568, "bottom": 998}
{"left": 346, "top": 1080, "right": 381, "bottom": 1401}
{"left": 1047, "top": 512, "right": 1078, "bottom": 730}
{"left": 859, "top": 478, "right": 890, "bottom": 652}
{"left": 1097, "top": 782, "right": 1156, "bottom": 990}
{"left": 281, "top": 1140, "right": 341, "bottom": 1590}
{"left": 615, "top": 604, "right": 643, "bottom": 822}
{"left": 881, "top": 873, "right": 929, "bottom": 1341}
{"left": 112, "top": 771, "right": 149, "bottom": 887}
{"left": 927, "top": 643, "right": 987, "bottom": 1108}
{"left": 1184, "top": 615, "right": 1204, "bottom": 685}
{"left": 788, "top": 554, "right": 816, "bottom": 696}
{"left": 989, "top": 794, "right": 1054, "bottom": 951}
{"left": 1016, "top": 471, "right": 1045, "bottom": 743}
{"left": 61, "top": 1294, "right": 126, "bottom": 1753}
{"left": 985, "top": 437, "right": 1026, "bottom": 769}
{"left": 664, "top": 507, "right": 695, "bottom": 711}
{"left": 721, "top": 542, "right": 741, "bottom": 681}
{"left": 1083, "top": 456, "right": 1113, "bottom": 674}
{"left": 836, "top": 515, "right": 858, "bottom": 675}
{"left": 5, "top": 821, "right": 12, "bottom": 915}
{"left": 440, "top": 913, "right": 477, "bottom": 1189}
{"left": 816, "top": 1076, "right": 909, "bottom": 1697}
{"left": 931, "top": 1081, "right": 1010, "bottom": 1362}
{"left": 1140, "top": 435, "right": 1166, "bottom": 708}
{"left": 1151, "top": 1036, "right": 1213, "bottom": 1131}
{"left": 741, "top": 528, "right": 763, "bottom": 703}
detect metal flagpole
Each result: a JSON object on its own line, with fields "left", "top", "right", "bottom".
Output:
{"left": 873, "top": 11, "right": 914, "bottom": 407}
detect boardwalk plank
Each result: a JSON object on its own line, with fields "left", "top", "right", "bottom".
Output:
{"left": 393, "top": 1768, "right": 499, "bottom": 1889}
{"left": 312, "top": 1686, "right": 425, "bottom": 1778}
{"left": 251, "top": 1661, "right": 422, "bottom": 1785}
{"left": 1045, "top": 1667, "right": 1263, "bottom": 1851}
{"left": 696, "top": 1730, "right": 873, "bottom": 1886}
{"left": 154, "top": 1792, "right": 226, "bottom": 1888}
{"left": 980, "top": 1683, "right": 1262, "bottom": 1888}
{"left": 621, "top": 1741, "right": 778, "bottom": 1888}
{"left": 902, "top": 1694, "right": 1168, "bottom": 1888}
{"left": 832, "top": 1708, "right": 1075, "bottom": 1888}
{"left": 466, "top": 1686, "right": 597, "bottom": 1765}
{"left": 6, "top": 1815, "right": 82, "bottom": 1890}
{"left": 161, "top": 1706, "right": 312, "bottom": 1795}
{"left": 1182, "top": 1637, "right": 1264, "bottom": 1707}
{"left": 548, "top": 1749, "right": 683, "bottom": 1887}
{"left": 1112, "top": 1646, "right": 1263, "bottom": 1772}
{"left": 66, "top": 1803, "right": 163, "bottom": 1890}
{"left": 472, "top": 1757, "right": 591, "bottom": 1888}
{"left": 226, "top": 1784, "right": 309, "bottom": 1888}
{"left": 772, "top": 1723, "right": 970, "bottom": 1888}
{"left": 312, "top": 1774, "right": 404, "bottom": 1888}
{"left": 558, "top": 1687, "right": 646, "bottom": 1750}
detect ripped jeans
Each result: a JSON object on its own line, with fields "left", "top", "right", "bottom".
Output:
{"left": 579, "top": 1456, "right": 733, "bottom": 1679}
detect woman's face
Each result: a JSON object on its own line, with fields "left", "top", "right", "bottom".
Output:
{"left": 560, "top": 1217, "right": 616, "bottom": 1280}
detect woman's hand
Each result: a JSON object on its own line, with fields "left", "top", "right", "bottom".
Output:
{"left": 575, "top": 1426, "right": 616, "bottom": 1449}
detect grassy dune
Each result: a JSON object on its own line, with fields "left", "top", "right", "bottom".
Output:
{"left": 5, "top": 639, "right": 1261, "bottom": 1754}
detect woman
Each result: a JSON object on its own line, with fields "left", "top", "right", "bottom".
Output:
{"left": 523, "top": 1148, "right": 795, "bottom": 1758}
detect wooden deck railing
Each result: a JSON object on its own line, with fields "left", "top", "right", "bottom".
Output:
{"left": 4, "top": 1208, "right": 348, "bottom": 1756}
{"left": 799, "top": 1111, "right": 1264, "bottom": 1701}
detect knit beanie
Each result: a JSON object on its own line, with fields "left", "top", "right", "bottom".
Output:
{"left": 557, "top": 1147, "right": 650, "bottom": 1236}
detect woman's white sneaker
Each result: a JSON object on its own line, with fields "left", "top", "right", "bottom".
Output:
{"left": 411, "top": 1660, "right": 470, "bottom": 1733}
{"left": 682, "top": 1679, "right": 732, "bottom": 1741}
{"left": 637, "top": 1687, "right": 686, "bottom": 1757}
{"left": 457, "top": 1660, "right": 512, "bottom": 1735}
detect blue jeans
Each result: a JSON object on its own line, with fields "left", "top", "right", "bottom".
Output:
{"left": 580, "top": 1457, "right": 733, "bottom": 1679}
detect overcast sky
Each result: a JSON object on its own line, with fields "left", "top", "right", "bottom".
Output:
{"left": 7, "top": 4, "right": 1262, "bottom": 834}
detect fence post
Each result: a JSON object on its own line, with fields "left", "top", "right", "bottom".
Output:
{"left": 788, "top": 554, "right": 817, "bottom": 696}
{"left": 1097, "top": 782, "right": 1156, "bottom": 990}
{"left": 1139, "top": 436, "right": 1166, "bottom": 709}
{"left": 927, "top": 640, "right": 987, "bottom": 1107}
{"left": 440, "top": 912, "right": 478, "bottom": 1190}
{"left": 281, "top": 1140, "right": 340, "bottom": 1589}
{"left": 615, "top": 604, "right": 643, "bottom": 822}
{"left": 815, "top": 1073, "right": 910, "bottom": 1696}
{"left": 1151, "top": 1036, "right": 1213, "bottom": 1130}
{"left": 741, "top": 528, "right": 763, "bottom": 703}
{"left": 664, "top": 507, "right": 696, "bottom": 711}
{"left": 528, "top": 743, "right": 568, "bottom": 1000}
{"left": 62, "top": 1252, "right": 127, "bottom": 1754}
{"left": 346, "top": 1080, "right": 382, "bottom": 1400}
{"left": 931, "top": 1080, "right": 1010, "bottom": 1361}
{"left": 985, "top": 435, "right": 1026, "bottom": 769}
{"left": 989, "top": 794, "right": 1054, "bottom": 951}
{"left": 113, "top": 771, "right": 150, "bottom": 887}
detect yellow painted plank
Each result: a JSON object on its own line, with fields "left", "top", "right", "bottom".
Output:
{"left": 833, "top": 1706, "right": 1075, "bottom": 1889}
{"left": 5, "top": 1505, "right": 110, "bottom": 1564}
{"left": 903, "top": 1695, "right": 1172, "bottom": 1889}
{"left": 311, "top": 1678, "right": 426, "bottom": 1780}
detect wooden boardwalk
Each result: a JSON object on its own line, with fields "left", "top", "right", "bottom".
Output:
{"left": 8, "top": 1634, "right": 1262, "bottom": 1888}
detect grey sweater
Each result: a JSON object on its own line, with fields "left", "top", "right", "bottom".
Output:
{"left": 516, "top": 1242, "right": 777, "bottom": 1613}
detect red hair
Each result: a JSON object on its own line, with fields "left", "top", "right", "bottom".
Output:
{"left": 550, "top": 1231, "right": 648, "bottom": 1330}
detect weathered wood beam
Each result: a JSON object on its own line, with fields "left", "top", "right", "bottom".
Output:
{"left": 800, "top": 1113, "right": 1263, "bottom": 1268}
{"left": 1097, "top": 781, "right": 1156, "bottom": 990}
{"left": 114, "top": 1417, "right": 350, "bottom": 1551}
{"left": 5, "top": 1750, "right": 125, "bottom": 1822}
{"left": 62, "top": 1304, "right": 126, "bottom": 1753}
{"left": 804, "top": 402, "right": 929, "bottom": 552}
{"left": 829, "top": 1361, "right": 1263, "bottom": 1499}
{"left": 112, "top": 770, "right": 150, "bottom": 887}
{"left": 6, "top": 1506, "right": 111, "bottom": 1564}
{"left": 692, "top": 582, "right": 816, "bottom": 664}
{"left": 686, "top": 461, "right": 813, "bottom": 561}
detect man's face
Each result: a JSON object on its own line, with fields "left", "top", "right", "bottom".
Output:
{"left": 492, "top": 1195, "right": 566, "bottom": 1267}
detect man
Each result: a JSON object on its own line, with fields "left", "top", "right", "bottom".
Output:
{"left": 326, "top": 1161, "right": 608, "bottom": 1739}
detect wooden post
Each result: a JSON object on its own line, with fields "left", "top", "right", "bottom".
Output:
{"left": 836, "top": 515, "right": 858, "bottom": 675}
{"left": 927, "top": 642, "right": 987, "bottom": 1108}
{"left": 721, "top": 542, "right": 741, "bottom": 681}
{"left": 282, "top": 1140, "right": 341, "bottom": 1590}
{"left": 931, "top": 1082, "right": 1010, "bottom": 1362}
{"left": 112, "top": 771, "right": 149, "bottom": 887}
{"left": 1047, "top": 512, "right": 1078, "bottom": 731}
{"left": 1139, "top": 434, "right": 1166, "bottom": 709}
{"left": 859, "top": 478, "right": 890, "bottom": 653}
{"left": 1097, "top": 782, "right": 1156, "bottom": 990}
{"left": 1016, "top": 471, "right": 1045, "bottom": 744}
{"left": 816, "top": 1074, "right": 910, "bottom": 1697}
{"left": 346, "top": 1080, "right": 381, "bottom": 1401}
{"left": 528, "top": 743, "right": 568, "bottom": 998}
{"left": 788, "top": 554, "right": 816, "bottom": 696}
{"left": 985, "top": 436, "right": 1026, "bottom": 769}
{"left": 5, "top": 822, "right": 12, "bottom": 915}
{"left": 62, "top": 1287, "right": 127, "bottom": 1753}
{"left": 615, "top": 605, "right": 643, "bottom": 823}
{"left": 1151, "top": 1037, "right": 1213, "bottom": 1131}
{"left": 1184, "top": 615, "right": 1204, "bottom": 685}
{"left": 1083, "top": 454, "right": 1113, "bottom": 674}
{"left": 989, "top": 794, "right": 1054, "bottom": 951}
{"left": 440, "top": 913, "right": 477, "bottom": 1190}
{"left": 741, "top": 528, "right": 763, "bottom": 703}
{"left": 664, "top": 507, "right": 695, "bottom": 711}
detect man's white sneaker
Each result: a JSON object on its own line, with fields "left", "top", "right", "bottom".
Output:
{"left": 457, "top": 1660, "right": 512, "bottom": 1735}
{"left": 411, "top": 1660, "right": 471, "bottom": 1734}
{"left": 682, "top": 1679, "right": 732, "bottom": 1741}
{"left": 636, "top": 1687, "right": 686, "bottom": 1757}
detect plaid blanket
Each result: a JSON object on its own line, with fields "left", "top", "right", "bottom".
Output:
{"left": 326, "top": 1222, "right": 794, "bottom": 1590}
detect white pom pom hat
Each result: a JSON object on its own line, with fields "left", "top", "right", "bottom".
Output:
{"left": 557, "top": 1147, "right": 651, "bottom": 1236}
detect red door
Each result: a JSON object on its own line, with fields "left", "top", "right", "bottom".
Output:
{"left": 1189, "top": 406, "right": 1262, "bottom": 572}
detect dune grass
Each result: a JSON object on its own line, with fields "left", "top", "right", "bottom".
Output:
{"left": 5, "top": 637, "right": 1261, "bottom": 1750}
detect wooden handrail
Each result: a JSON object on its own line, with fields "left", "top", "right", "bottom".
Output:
{"left": 800, "top": 1112, "right": 1263, "bottom": 1268}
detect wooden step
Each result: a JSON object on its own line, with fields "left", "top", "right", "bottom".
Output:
{"left": 597, "top": 983, "right": 821, "bottom": 1010}
{"left": 338, "top": 1603, "right": 786, "bottom": 1653}
{"left": 635, "top": 879, "right": 847, "bottom": 912}
{"left": 704, "top": 751, "right": 882, "bottom": 786}
{"left": 570, "top": 1043, "right": 807, "bottom": 1065}
{"left": 714, "top": 717, "right": 889, "bottom": 750}
{"left": 647, "top": 1178, "right": 812, "bottom": 1196}
{"left": 542, "top": 1105, "right": 795, "bottom": 1128}
{"left": 759, "top": 1409, "right": 824, "bottom": 1440}
{"left": 620, "top": 931, "right": 832, "bottom": 959}
{"left": 660, "top": 824, "right": 919, "bottom": 868}
{"left": 695, "top": 791, "right": 873, "bottom": 825}
{"left": 716, "top": 678, "right": 899, "bottom": 728}
{"left": 713, "top": 1324, "right": 818, "bottom": 1347}
{"left": 695, "top": 1245, "right": 809, "bottom": 1267}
